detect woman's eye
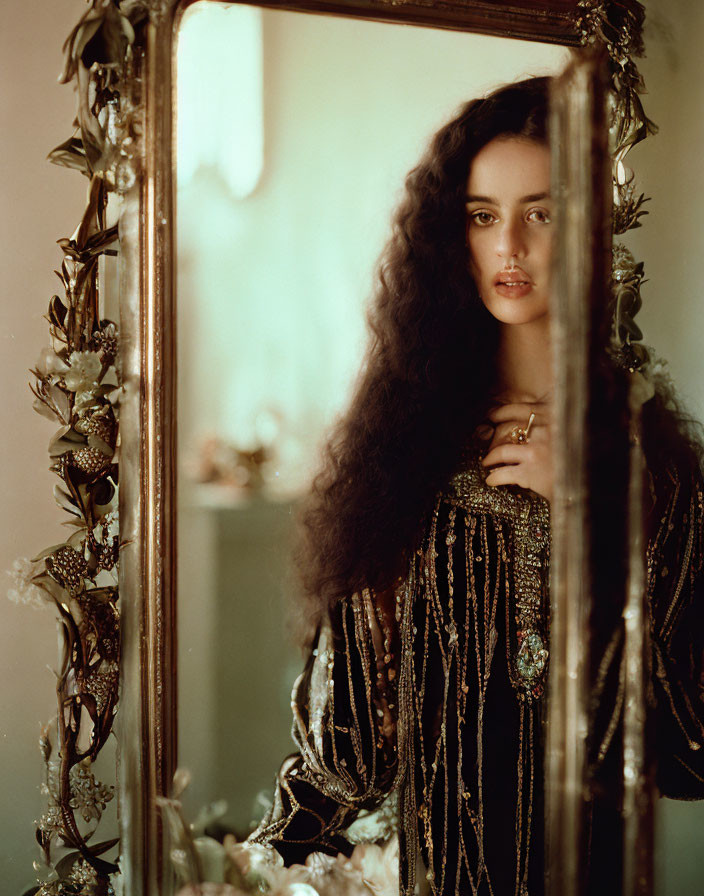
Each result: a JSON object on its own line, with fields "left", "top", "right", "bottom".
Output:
{"left": 526, "top": 208, "right": 551, "bottom": 224}
{"left": 469, "top": 211, "right": 496, "bottom": 226}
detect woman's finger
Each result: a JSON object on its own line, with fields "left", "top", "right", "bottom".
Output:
{"left": 487, "top": 403, "right": 550, "bottom": 425}
{"left": 481, "top": 443, "right": 537, "bottom": 468}
{"left": 485, "top": 463, "right": 529, "bottom": 490}
{"left": 475, "top": 422, "right": 495, "bottom": 443}
{"left": 489, "top": 419, "right": 547, "bottom": 447}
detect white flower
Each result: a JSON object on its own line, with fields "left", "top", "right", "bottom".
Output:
{"left": 646, "top": 355, "right": 674, "bottom": 390}
{"left": 263, "top": 848, "right": 381, "bottom": 896}
{"left": 7, "top": 557, "right": 48, "bottom": 610}
{"left": 348, "top": 838, "right": 399, "bottom": 896}
{"left": 224, "top": 838, "right": 283, "bottom": 890}
{"left": 64, "top": 351, "right": 102, "bottom": 393}
{"left": 281, "top": 885, "right": 320, "bottom": 896}
{"left": 194, "top": 836, "right": 227, "bottom": 883}
{"left": 648, "top": 358, "right": 669, "bottom": 379}
{"left": 35, "top": 346, "right": 69, "bottom": 379}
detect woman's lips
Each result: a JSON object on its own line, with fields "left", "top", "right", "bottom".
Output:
{"left": 494, "top": 269, "right": 532, "bottom": 298}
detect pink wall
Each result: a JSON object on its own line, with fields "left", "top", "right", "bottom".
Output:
{"left": 0, "top": 0, "right": 88, "bottom": 888}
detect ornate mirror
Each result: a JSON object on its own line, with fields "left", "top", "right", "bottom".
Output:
{"left": 20, "top": 1, "right": 704, "bottom": 895}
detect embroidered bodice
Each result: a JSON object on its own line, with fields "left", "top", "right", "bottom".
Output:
{"left": 250, "top": 450, "right": 704, "bottom": 896}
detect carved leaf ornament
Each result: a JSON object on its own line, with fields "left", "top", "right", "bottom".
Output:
{"left": 18, "top": 1, "right": 147, "bottom": 893}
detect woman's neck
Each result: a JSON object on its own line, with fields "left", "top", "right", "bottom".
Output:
{"left": 492, "top": 318, "right": 554, "bottom": 403}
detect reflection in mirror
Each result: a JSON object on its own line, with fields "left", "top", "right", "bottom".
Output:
{"left": 175, "top": 0, "right": 570, "bottom": 841}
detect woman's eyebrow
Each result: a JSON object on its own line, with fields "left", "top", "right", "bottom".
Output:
{"left": 465, "top": 191, "right": 551, "bottom": 204}
{"left": 465, "top": 194, "right": 497, "bottom": 204}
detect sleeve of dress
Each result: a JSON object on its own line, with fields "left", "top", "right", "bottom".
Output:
{"left": 247, "top": 588, "right": 400, "bottom": 864}
{"left": 646, "top": 459, "right": 704, "bottom": 798}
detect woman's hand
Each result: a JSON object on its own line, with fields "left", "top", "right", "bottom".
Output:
{"left": 479, "top": 400, "right": 553, "bottom": 505}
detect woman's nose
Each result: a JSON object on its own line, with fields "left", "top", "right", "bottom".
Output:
{"left": 495, "top": 219, "right": 526, "bottom": 260}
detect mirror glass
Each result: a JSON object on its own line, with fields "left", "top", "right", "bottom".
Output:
{"left": 175, "top": 0, "right": 570, "bottom": 838}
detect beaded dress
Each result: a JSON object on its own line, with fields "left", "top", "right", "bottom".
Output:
{"left": 250, "top": 442, "right": 704, "bottom": 896}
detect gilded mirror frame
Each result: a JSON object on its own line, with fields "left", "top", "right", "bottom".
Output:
{"left": 29, "top": 1, "right": 654, "bottom": 894}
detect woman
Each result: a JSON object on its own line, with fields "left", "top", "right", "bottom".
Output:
{"left": 249, "top": 77, "right": 704, "bottom": 895}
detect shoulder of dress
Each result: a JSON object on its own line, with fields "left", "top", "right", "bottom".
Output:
{"left": 439, "top": 450, "right": 550, "bottom": 529}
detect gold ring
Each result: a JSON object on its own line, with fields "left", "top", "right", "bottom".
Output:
{"left": 509, "top": 413, "right": 536, "bottom": 445}
{"left": 524, "top": 412, "right": 536, "bottom": 440}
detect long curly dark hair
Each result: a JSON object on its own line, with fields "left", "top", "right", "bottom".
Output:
{"left": 291, "top": 77, "right": 552, "bottom": 640}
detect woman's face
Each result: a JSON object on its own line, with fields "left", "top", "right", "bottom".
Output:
{"left": 465, "top": 136, "right": 553, "bottom": 327}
